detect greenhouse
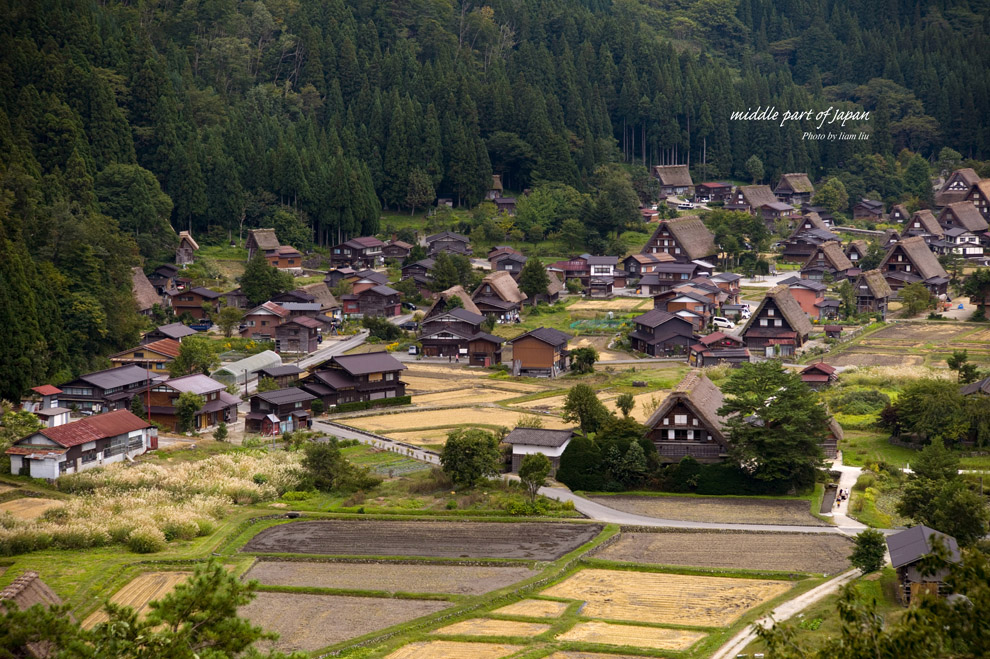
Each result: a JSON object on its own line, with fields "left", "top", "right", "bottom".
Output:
{"left": 211, "top": 350, "right": 283, "bottom": 386}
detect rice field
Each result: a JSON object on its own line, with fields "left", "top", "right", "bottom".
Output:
{"left": 412, "top": 389, "right": 517, "bottom": 405}
{"left": 512, "top": 390, "right": 665, "bottom": 424}
{"left": 542, "top": 569, "right": 792, "bottom": 627}
{"left": 569, "top": 299, "right": 648, "bottom": 311}
{"left": 556, "top": 621, "right": 706, "bottom": 650}
{"left": 433, "top": 618, "right": 551, "bottom": 638}
{"left": 350, "top": 408, "right": 571, "bottom": 433}
{"left": 82, "top": 571, "right": 190, "bottom": 628}
{"left": 0, "top": 498, "right": 63, "bottom": 521}
{"left": 385, "top": 641, "right": 523, "bottom": 659}
{"left": 490, "top": 599, "right": 569, "bottom": 618}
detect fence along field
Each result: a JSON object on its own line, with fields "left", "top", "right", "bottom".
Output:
{"left": 82, "top": 571, "right": 190, "bottom": 629}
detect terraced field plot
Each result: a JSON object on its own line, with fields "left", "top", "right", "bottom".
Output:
{"left": 349, "top": 407, "right": 572, "bottom": 433}
{"left": 412, "top": 389, "right": 517, "bottom": 405}
{"left": 434, "top": 618, "right": 551, "bottom": 637}
{"left": 546, "top": 653, "right": 655, "bottom": 659}
{"left": 599, "top": 532, "right": 852, "bottom": 574}
{"left": 240, "top": 592, "right": 450, "bottom": 652}
{"left": 569, "top": 298, "right": 648, "bottom": 311}
{"left": 0, "top": 497, "right": 63, "bottom": 521}
{"left": 243, "top": 561, "right": 537, "bottom": 595}
{"left": 542, "top": 569, "right": 792, "bottom": 627}
{"left": 385, "top": 641, "right": 523, "bottom": 659}
{"left": 589, "top": 495, "right": 826, "bottom": 526}
{"left": 557, "top": 621, "right": 706, "bottom": 650}
{"left": 491, "top": 599, "right": 569, "bottom": 618}
{"left": 242, "top": 520, "right": 603, "bottom": 559}
{"left": 83, "top": 572, "right": 190, "bottom": 629}
{"left": 512, "top": 390, "right": 665, "bottom": 423}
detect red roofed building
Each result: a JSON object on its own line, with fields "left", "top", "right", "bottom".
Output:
{"left": 241, "top": 302, "right": 290, "bottom": 340}
{"left": 6, "top": 410, "right": 155, "bottom": 479}
{"left": 800, "top": 362, "right": 838, "bottom": 390}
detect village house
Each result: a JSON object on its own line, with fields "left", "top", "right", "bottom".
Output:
{"left": 425, "top": 285, "right": 482, "bottom": 318}
{"left": 301, "top": 352, "right": 407, "bottom": 410}
{"left": 710, "top": 273, "right": 742, "bottom": 305}
{"left": 653, "top": 285, "right": 718, "bottom": 331}
{"left": 504, "top": 428, "right": 574, "bottom": 476}
{"left": 329, "top": 236, "right": 385, "bottom": 269}
{"left": 508, "top": 327, "right": 571, "bottom": 377}
{"left": 382, "top": 239, "right": 413, "bottom": 260}
{"left": 800, "top": 241, "right": 855, "bottom": 281}
{"left": 275, "top": 316, "right": 323, "bottom": 354}
{"left": 342, "top": 285, "right": 402, "bottom": 318}
{"left": 853, "top": 198, "right": 884, "bottom": 220}
{"left": 293, "top": 282, "right": 341, "bottom": 320}
{"left": 943, "top": 226, "right": 984, "bottom": 257}
{"left": 801, "top": 204, "right": 835, "bottom": 225}
{"left": 879, "top": 236, "right": 950, "bottom": 296}
{"left": 652, "top": 165, "right": 693, "bottom": 197}
{"left": 587, "top": 277, "right": 613, "bottom": 298}
{"left": 58, "top": 365, "right": 165, "bottom": 414}
{"left": 488, "top": 245, "right": 522, "bottom": 261}
{"left": 761, "top": 201, "right": 797, "bottom": 228}
{"left": 491, "top": 251, "right": 528, "bottom": 278}
{"left": 142, "top": 322, "right": 198, "bottom": 344}
{"left": 255, "top": 364, "right": 303, "bottom": 389}
{"left": 845, "top": 240, "right": 870, "bottom": 265}
{"left": 641, "top": 216, "right": 717, "bottom": 265}
{"left": 324, "top": 266, "right": 357, "bottom": 288}
{"left": 418, "top": 307, "right": 504, "bottom": 366}
{"left": 349, "top": 269, "right": 391, "bottom": 294}
{"left": 538, "top": 271, "right": 566, "bottom": 305}
{"left": 939, "top": 201, "right": 988, "bottom": 251}
{"left": 274, "top": 300, "right": 322, "bottom": 319}
{"left": 961, "top": 375, "right": 990, "bottom": 396}
{"left": 548, "top": 255, "right": 591, "bottom": 284}
{"left": 245, "top": 388, "right": 316, "bottom": 435}
{"left": 20, "top": 385, "right": 71, "bottom": 428}
{"left": 240, "top": 301, "right": 290, "bottom": 340}
{"left": 687, "top": 332, "right": 749, "bottom": 367}
{"left": 779, "top": 276, "right": 826, "bottom": 317}
{"left": 935, "top": 168, "right": 981, "bottom": 207}
{"left": 6, "top": 410, "right": 155, "bottom": 480}
{"left": 623, "top": 252, "right": 675, "bottom": 277}
{"left": 886, "top": 525, "right": 960, "bottom": 605}
{"left": 494, "top": 197, "right": 517, "bottom": 214}
{"left": 781, "top": 212, "right": 839, "bottom": 262}
{"left": 730, "top": 184, "right": 777, "bottom": 216}
{"left": 168, "top": 286, "right": 221, "bottom": 320}
{"left": 740, "top": 285, "right": 813, "bottom": 357}
{"left": 774, "top": 173, "right": 815, "bottom": 205}
{"left": 486, "top": 174, "right": 504, "bottom": 201}
{"left": 401, "top": 258, "right": 435, "bottom": 281}
{"left": 472, "top": 271, "right": 527, "bottom": 317}
{"left": 147, "top": 263, "right": 181, "bottom": 295}
{"left": 645, "top": 371, "right": 728, "bottom": 463}
{"left": 694, "top": 182, "right": 733, "bottom": 203}
{"left": 146, "top": 374, "right": 239, "bottom": 432}
{"left": 628, "top": 309, "right": 695, "bottom": 356}
{"left": 426, "top": 231, "right": 472, "bottom": 256}
{"left": 902, "top": 209, "right": 944, "bottom": 245}
{"left": 889, "top": 203, "right": 911, "bottom": 224}
{"left": 265, "top": 245, "right": 303, "bottom": 269}
{"left": 246, "top": 228, "right": 281, "bottom": 260}
{"left": 110, "top": 338, "right": 181, "bottom": 371}
{"left": 131, "top": 267, "right": 161, "bottom": 317}
{"left": 222, "top": 288, "right": 249, "bottom": 309}
{"left": 800, "top": 362, "right": 838, "bottom": 390}
{"left": 854, "top": 269, "right": 893, "bottom": 320}
{"left": 638, "top": 263, "right": 704, "bottom": 296}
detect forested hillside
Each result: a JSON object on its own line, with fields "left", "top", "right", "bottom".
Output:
{"left": 1, "top": 0, "right": 989, "bottom": 398}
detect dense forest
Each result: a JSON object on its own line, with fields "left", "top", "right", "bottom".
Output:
{"left": 1, "top": 0, "right": 989, "bottom": 397}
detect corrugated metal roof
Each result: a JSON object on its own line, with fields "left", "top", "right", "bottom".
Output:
{"left": 33, "top": 410, "right": 151, "bottom": 448}
{"left": 331, "top": 352, "right": 406, "bottom": 376}
{"left": 166, "top": 374, "right": 226, "bottom": 395}
{"left": 212, "top": 351, "right": 283, "bottom": 385}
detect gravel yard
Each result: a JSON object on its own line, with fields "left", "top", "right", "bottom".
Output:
{"left": 243, "top": 561, "right": 537, "bottom": 595}
{"left": 589, "top": 495, "right": 828, "bottom": 526}
{"left": 598, "top": 531, "right": 851, "bottom": 574}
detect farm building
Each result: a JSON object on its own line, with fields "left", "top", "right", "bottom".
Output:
{"left": 935, "top": 168, "right": 981, "bottom": 207}
{"left": 853, "top": 198, "right": 884, "bottom": 220}
{"left": 418, "top": 307, "right": 504, "bottom": 366}
{"left": 687, "top": 332, "right": 749, "bottom": 367}
{"left": 246, "top": 388, "right": 316, "bottom": 435}
{"left": 167, "top": 286, "right": 221, "bottom": 320}
{"left": 638, "top": 263, "right": 705, "bottom": 296}
{"left": 425, "top": 285, "right": 482, "bottom": 318}
{"left": 800, "top": 362, "right": 838, "bottom": 390}
{"left": 730, "top": 185, "right": 776, "bottom": 216}
{"left": 342, "top": 285, "right": 402, "bottom": 318}
{"left": 740, "top": 286, "right": 813, "bottom": 357}
{"left": 623, "top": 252, "right": 675, "bottom": 276}
{"left": 653, "top": 286, "right": 717, "bottom": 331}
{"left": 426, "top": 231, "right": 472, "bottom": 256}
{"left": 473, "top": 271, "right": 527, "bottom": 317}
{"left": 505, "top": 428, "right": 575, "bottom": 475}
{"left": 146, "top": 374, "right": 240, "bottom": 432}
{"left": 20, "top": 385, "right": 71, "bottom": 428}
{"left": 0, "top": 570, "right": 64, "bottom": 620}
{"left": 141, "top": 322, "right": 198, "bottom": 344}
{"left": 902, "top": 210, "right": 944, "bottom": 244}
{"left": 58, "top": 365, "right": 167, "bottom": 414}
{"left": 964, "top": 180, "right": 990, "bottom": 222}
{"left": 246, "top": 228, "right": 280, "bottom": 260}
{"left": 6, "top": 410, "right": 155, "bottom": 479}
{"left": 779, "top": 276, "right": 826, "bottom": 317}
{"left": 774, "top": 173, "right": 815, "bottom": 205}
{"left": 255, "top": 365, "right": 303, "bottom": 389}
{"left": 886, "top": 525, "right": 960, "bottom": 605}
{"left": 652, "top": 164, "right": 693, "bottom": 197}
{"left": 960, "top": 376, "right": 990, "bottom": 396}
{"left": 644, "top": 371, "right": 728, "bottom": 463}
{"left": 240, "top": 301, "right": 290, "bottom": 340}
{"left": 845, "top": 239, "right": 870, "bottom": 265}
{"left": 211, "top": 351, "right": 283, "bottom": 386}
{"left": 628, "top": 309, "right": 696, "bottom": 356}
{"left": 800, "top": 241, "right": 854, "bottom": 281}
{"left": 329, "top": 236, "right": 384, "bottom": 269}
{"left": 694, "top": 181, "right": 733, "bottom": 203}
{"left": 854, "top": 270, "right": 893, "bottom": 320}
{"left": 879, "top": 236, "right": 950, "bottom": 296}
{"left": 509, "top": 327, "right": 571, "bottom": 377}
{"left": 131, "top": 267, "right": 161, "bottom": 316}
{"left": 382, "top": 239, "right": 413, "bottom": 260}
{"left": 641, "top": 216, "right": 717, "bottom": 265}
{"left": 938, "top": 201, "right": 988, "bottom": 235}
{"left": 275, "top": 316, "right": 324, "bottom": 353}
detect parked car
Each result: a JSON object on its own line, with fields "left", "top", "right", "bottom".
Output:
{"left": 399, "top": 321, "right": 419, "bottom": 331}
{"left": 401, "top": 301, "right": 417, "bottom": 310}
{"left": 711, "top": 316, "right": 736, "bottom": 330}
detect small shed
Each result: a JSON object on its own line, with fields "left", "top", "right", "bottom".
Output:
{"left": 886, "top": 525, "right": 961, "bottom": 605}
{"left": 211, "top": 350, "right": 282, "bottom": 386}
{"left": 504, "top": 428, "right": 575, "bottom": 476}
{"left": 800, "top": 362, "right": 838, "bottom": 390}
{"left": 824, "top": 324, "right": 843, "bottom": 339}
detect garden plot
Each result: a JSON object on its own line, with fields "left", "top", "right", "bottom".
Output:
{"left": 557, "top": 621, "right": 706, "bottom": 651}
{"left": 242, "top": 520, "right": 603, "bottom": 560}
{"left": 385, "top": 641, "right": 522, "bottom": 659}
{"left": 491, "top": 599, "right": 569, "bottom": 618}
{"left": 588, "top": 495, "right": 827, "bottom": 526}
{"left": 825, "top": 350, "right": 925, "bottom": 368}
{"left": 433, "top": 618, "right": 551, "bottom": 637}
{"left": 543, "top": 569, "right": 791, "bottom": 627}
{"left": 82, "top": 572, "right": 190, "bottom": 629}
{"left": 598, "top": 532, "right": 851, "bottom": 574}
{"left": 243, "top": 561, "right": 537, "bottom": 595}
{"left": 349, "top": 408, "right": 571, "bottom": 433}
{"left": 569, "top": 299, "right": 648, "bottom": 311}
{"left": 240, "top": 592, "right": 450, "bottom": 653}
{"left": 0, "top": 498, "right": 63, "bottom": 521}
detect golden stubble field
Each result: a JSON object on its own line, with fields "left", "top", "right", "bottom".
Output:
{"left": 82, "top": 572, "right": 190, "bottom": 629}
{"left": 542, "top": 569, "right": 792, "bottom": 627}
{"left": 385, "top": 641, "right": 522, "bottom": 659}
{"left": 557, "top": 621, "right": 706, "bottom": 650}
{"left": 433, "top": 618, "right": 551, "bottom": 637}
{"left": 491, "top": 599, "right": 569, "bottom": 618}
{"left": 350, "top": 408, "right": 573, "bottom": 434}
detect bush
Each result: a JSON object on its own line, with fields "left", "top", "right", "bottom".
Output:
{"left": 556, "top": 435, "right": 606, "bottom": 491}
{"left": 280, "top": 490, "right": 314, "bottom": 501}
{"left": 127, "top": 526, "right": 167, "bottom": 553}
{"left": 831, "top": 389, "right": 890, "bottom": 415}
{"left": 853, "top": 473, "right": 877, "bottom": 491}
{"left": 332, "top": 396, "right": 411, "bottom": 414}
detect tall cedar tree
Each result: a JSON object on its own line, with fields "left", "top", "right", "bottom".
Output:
{"left": 517, "top": 258, "right": 549, "bottom": 304}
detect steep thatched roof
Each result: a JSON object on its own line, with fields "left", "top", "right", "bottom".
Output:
{"left": 247, "top": 228, "right": 280, "bottom": 251}
{"left": 299, "top": 282, "right": 340, "bottom": 310}
{"left": 846, "top": 239, "right": 868, "bottom": 256}
{"left": 547, "top": 270, "right": 565, "bottom": 296}
{"left": 426, "top": 285, "right": 481, "bottom": 318}
{"left": 741, "top": 285, "right": 814, "bottom": 337}
{"left": 645, "top": 371, "right": 727, "bottom": 443}
{"left": 935, "top": 168, "right": 981, "bottom": 206}
{"left": 856, "top": 269, "right": 893, "bottom": 299}
{"left": 177, "top": 230, "right": 199, "bottom": 250}
{"left": 0, "top": 570, "right": 64, "bottom": 614}
{"left": 739, "top": 185, "right": 777, "bottom": 209}
{"left": 804, "top": 241, "right": 854, "bottom": 272}
{"left": 475, "top": 271, "right": 527, "bottom": 304}
{"left": 652, "top": 164, "right": 693, "bottom": 187}
{"left": 883, "top": 236, "right": 948, "bottom": 281}
{"left": 131, "top": 267, "right": 160, "bottom": 312}
{"left": 775, "top": 173, "right": 814, "bottom": 194}
{"left": 646, "top": 215, "right": 716, "bottom": 260}
{"left": 910, "top": 210, "right": 943, "bottom": 237}
{"left": 941, "top": 201, "right": 989, "bottom": 233}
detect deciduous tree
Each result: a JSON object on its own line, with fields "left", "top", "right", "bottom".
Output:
{"left": 518, "top": 452, "right": 551, "bottom": 502}
{"left": 440, "top": 428, "right": 502, "bottom": 487}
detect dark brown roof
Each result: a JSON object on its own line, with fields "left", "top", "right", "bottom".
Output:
{"left": 741, "top": 286, "right": 814, "bottom": 338}
{"left": 887, "top": 525, "right": 960, "bottom": 569}
{"left": 910, "top": 210, "right": 943, "bottom": 237}
{"left": 254, "top": 387, "right": 316, "bottom": 405}
{"left": 504, "top": 428, "right": 574, "bottom": 448}
{"left": 652, "top": 164, "right": 693, "bottom": 187}
{"left": 775, "top": 173, "right": 814, "bottom": 194}
{"left": 645, "top": 372, "right": 727, "bottom": 442}
{"left": 857, "top": 269, "right": 893, "bottom": 299}
{"left": 509, "top": 327, "right": 571, "bottom": 347}
{"left": 940, "top": 201, "right": 989, "bottom": 233}
{"left": 131, "top": 267, "right": 161, "bottom": 312}
{"left": 882, "top": 236, "right": 948, "bottom": 281}
{"left": 646, "top": 216, "right": 716, "bottom": 260}
{"left": 633, "top": 309, "right": 687, "bottom": 329}
{"left": 804, "top": 241, "right": 854, "bottom": 272}
{"left": 739, "top": 185, "right": 778, "bottom": 209}
{"left": 248, "top": 228, "right": 280, "bottom": 251}
{"left": 332, "top": 352, "right": 406, "bottom": 376}
{"left": 27, "top": 410, "right": 151, "bottom": 449}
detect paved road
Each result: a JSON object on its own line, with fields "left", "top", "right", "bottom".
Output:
{"left": 295, "top": 330, "right": 369, "bottom": 370}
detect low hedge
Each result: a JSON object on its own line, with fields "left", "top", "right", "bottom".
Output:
{"left": 332, "top": 396, "right": 412, "bottom": 414}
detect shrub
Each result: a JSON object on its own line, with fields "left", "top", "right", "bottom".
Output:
{"left": 332, "top": 396, "right": 412, "bottom": 413}
{"left": 127, "top": 526, "right": 167, "bottom": 553}
{"left": 853, "top": 473, "right": 877, "bottom": 492}
{"left": 280, "top": 490, "right": 314, "bottom": 501}
{"left": 831, "top": 389, "right": 890, "bottom": 415}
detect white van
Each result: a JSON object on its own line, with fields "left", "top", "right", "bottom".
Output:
{"left": 712, "top": 317, "right": 736, "bottom": 330}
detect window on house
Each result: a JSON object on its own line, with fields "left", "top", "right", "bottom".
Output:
{"left": 295, "top": 402, "right": 302, "bottom": 408}
{"left": 775, "top": 319, "right": 782, "bottom": 326}
{"left": 760, "top": 319, "right": 768, "bottom": 326}
{"left": 663, "top": 418, "right": 669, "bottom": 425}
{"left": 767, "top": 308, "right": 774, "bottom": 316}
{"left": 674, "top": 414, "right": 687, "bottom": 425}
{"left": 134, "top": 352, "right": 144, "bottom": 358}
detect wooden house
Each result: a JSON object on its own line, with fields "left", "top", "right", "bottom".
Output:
{"left": 324, "top": 267, "right": 356, "bottom": 288}
{"left": 939, "top": 201, "right": 989, "bottom": 246}
{"left": 142, "top": 322, "right": 197, "bottom": 345}
{"left": 168, "top": 287, "right": 221, "bottom": 320}
{"left": 623, "top": 252, "right": 675, "bottom": 276}
{"left": 694, "top": 182, "right": 733, "bottom": 203}
{"left": 879, "top": 236, "right": 950, "bottom": 296}
{"left": 800, "top": 241, "right": 855, "bottom": 281}
{"left": 473, "top": 271, "right": 527, "bottom": 317}
{"left": 240, "top": 301, "right": 289, "bottom": 340}
{"left": 654, "top": 286, "right": 717, "bottom": 331}
{"left": 175, "top": 231, "right": 199, "bottom": 266}
{"left": 638, "top": 263, "right": 702, "bottom": 296}
{"left": 854, "top": 269, "right": 893, "bottom": 320}
{"left": 301, "top": 352, "right": 406, "bottom": 410}
{"left": 349, "top": 269, "right": 390, "bottom": 294}
{"left": 58, "top": 365, "right": 166, "bottom": 414}
{"left": 275, "top": 316, "right": 323, "bottom": 353}
{"left": 246, "top": 228, "right": 280, "bottom": 260}
{"left": 781, "top": 213, "right": 839, "bottom": 262}
{"left": 845, "top": 240, "right": 870, "bottom": 266}
{"left": 779, "top": 276, "right": 826, "bottom": 316}
{"left": 222, "top": 288, "right": 249, "bottom": 309}
{"left": 886, "top": 525, "right": 960, "bottom": 606}
{"left": 801, "top": 204, "right": 835, "bottom": 226}
{"left": 426, "top": 231, "right": 472, "bottom": 256}
{"left": 342, "top": 285, "right": 402, "bottom": 318}
{"left": 889, "top": 203, "right": 911, "bottom": 224}
{"left": 266, "top": 245, "right": 302, "bottom": 269}
{"left": 774, "top": 173, "right": 815, "bottom": 205}
{"left": 147, "top": 263, "right": 180, "bottom": 295}
{"left": 382, "top": 240, "right": 413, "bottom": 260}
{"left": 509, "top": 327, "right": 571, "bottom": 377}
{"left": 761, "top": 201, "right": 797, "bottom": 228}
{"left": 587, "top": 278, "right": 613, "bottom": 298}
{"left": 641, "top": 216, "right": 717, "bottom": 264}
{"left": 486, "top": 174, "right": 504, "bottom": 201}
{"left": 146, "top": 373, "right": 239, "bottom": 432}
{"left": 903, "top": 210, "right": 944, "bottom": 244}
{"left": 425, "top": 285, "right": 482, "bottom": 318}
{"left": 800, "top": 362, "right": 838, "bottom": 390}
{"left": 20, "top": 385, "right": 71, "bottom": 429}
{"left": 401, "top": 258, "right": 435, "bottom": 281}
{"left": 6, "top": 410, "right": 155, "bottom": 479}
{"left": 731, "top": 185, "right": 777, "bottom": 216}
{"left": 418, "top": 307, "right": 503, "bottom": 365}
{"left": 255, "top": 364, "right": 303, "bottom": 389}
{"left": 688, "top": 332, "right": 748, "bottom": 367}
{"left": 494, "top": 197, "right": 517, "bottom": 214}
{"left": 740, "top": 286, "right": 813, "bottom": 357}
{"left": 245, "top": 387, "right": 316, "bottom": 434}
{"left": 131, "top": 267, "right": 162, "bottom": 316}
{"left": 492, "top": 251, "right": 528, "bottom": 277}
{"left": 853, "top": 199, "right": 884, "bottom": 220}
{"left": 297, "top": 282, "right": 341, "bottom": 320}
{"left": 935, "top": 168, "right": 981, "bottom": 207}
{"left": 505, "top": 428, "right": 574, "bottom": 475}
{"left": 644, "top": 371, "right": 728, "bottom": 463}
{"left": 961, "top": 376, "right": 990, "bottom": 396}
{"left": 628, "top": 309, "right": 695, "bottom": 356}
{"left": 943, "top": 226, "right": 984, "bottom": 257}
{"left": 110, "top": 338, "right": 181, "bottom": 372}
{"left": 488, "top": 245, "right": 523, "bottom": 260}
{"left": 536, "top": 271, "right": 566, "bottom": 305}
{"left": 330, "top": 236, "right": 385, "bottom": 269}
{"left": 652, "top": 165, "right": 693, "bottom": 197}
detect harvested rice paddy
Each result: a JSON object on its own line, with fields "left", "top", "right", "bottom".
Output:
{"left": 556, "top": 621, "right": 706, "bottom": 650}
{"left": 433, "top": 618, "right": 551, "bottom": 638}
{"left": 349, "top": 408, "right": 570, "bottom": 433}
{"left": 490, "top": 599, "right": 570, "bottom": 618}
{"left": 82, "top": 571, "right": 190, "bottom": 629}
{"left": 569, "top": 299, "right": 648, "bottom": 311}
{"left": 385, "top": 641, "right": 523, "bottom": 659}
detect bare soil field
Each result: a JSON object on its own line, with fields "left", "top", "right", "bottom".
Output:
{"left": 240, "top": 592, "right": 449, "bottom": 653}
{"left": 349, "top": 408, "right": 571, "bottom": 433}
{"left": 825, "top": 350, "right": 925, "bottom": 368}
{"left": 433, "top": 618, "right": 551, "bottom": 637}
{"left": 384, "top": 428, "right": 464, "bottom": 445}
{"left": 412, "top": 389, "right": 517, "bottom": 405}
{"left": 543, "top": 569, "right": 791, "bottom": 627}
{"left": 513, "top": 391, "right": 664, "bottom": 423}
{"left": 0, "top": 498, "right": 63, "bottom": 521}
{"left": 588, "top": 495, "right": 827, "bottom": 526}
{"left": 556, "top": 621, "right": 706, "bottom": 651}
{"left": 546, "top": 653, "right": 655, "bottom": 659}
{"left": 569, "top": 299, "right": 648, "bottom": 311}
{"left": 0, "top": 483, "right": 14, "bottom": 494}
{"left": 598, "top": 532, "right": 851, "bottom": 574}
{"left": 571, "top": 336, "right": 628, "bottom": 361}
{"left": 83, "top": 572, "right": 190, "bottom": 629}
{"left": 859, "top": 323, "right": 974, "bottom": 343}
{"left": 385, "top": 641, "right": 523, "bottom": 659}
{"left": 242, "top": 561, "right": 537, "bottom": 595}
{"left": 242, "top": 520, "right": 603, "bottom": 559}
{"left": 491, "top": 599, "right": 569, "bottom": 618}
